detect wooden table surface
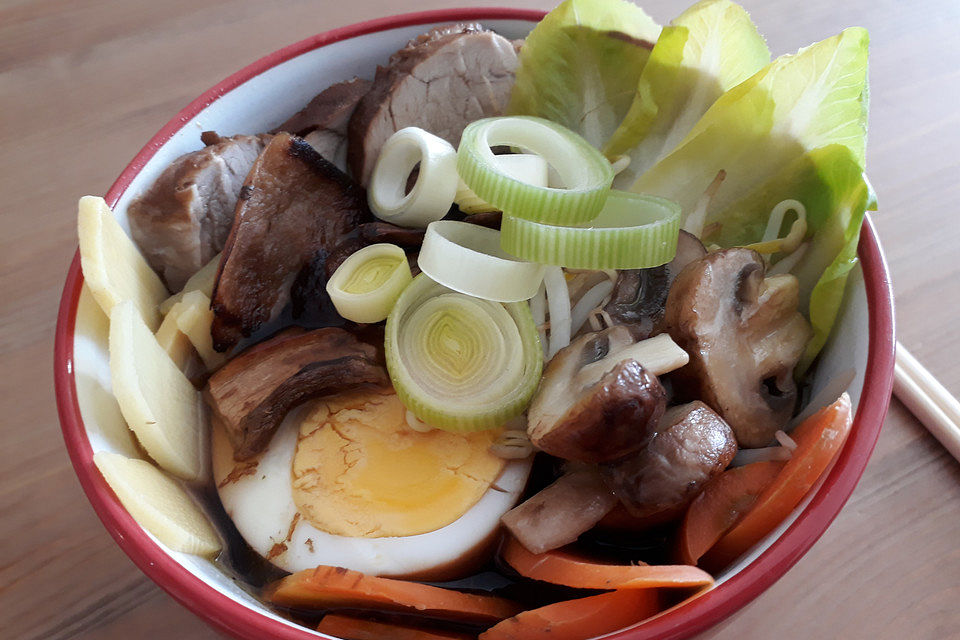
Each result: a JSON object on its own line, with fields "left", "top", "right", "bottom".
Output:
{"left": 2, "top": 0, "right": 958, "bottom": 638}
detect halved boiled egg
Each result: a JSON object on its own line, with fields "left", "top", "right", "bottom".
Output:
{"left": 213, "top": 387, "right": 531, "bottom": 580}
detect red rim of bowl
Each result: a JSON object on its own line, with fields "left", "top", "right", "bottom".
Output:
{"left": 53, "top": 7, "right": 895, "bottom": 640}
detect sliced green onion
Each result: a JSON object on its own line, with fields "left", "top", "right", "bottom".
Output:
{"left": 326, "top": 243, "right": 413, "bottom": 323}
{"left": 457, "top": 116, "right": 614, "bottom": 224}
{"left": 417, "top": 220, "right": 545, "bottom": 302}
{"left": 368, "top": 127, "right": 458, "bottom": 228}
{"left": 385, "top": 273, "right": 543, "bottom": 432}
{"left": 455, "top": 154, "right": 549, "bottom": 214}
{"left": 746, "top": 199, "right": 808, "bottom": 254}
{"left": 501, "top": 191, "right": 681, "bottom": 269}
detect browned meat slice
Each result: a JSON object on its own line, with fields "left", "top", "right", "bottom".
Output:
{"left": 273, "top": 77, "right": 372, "bottom": 171}
{"left": 601, "top": 402, "right": 738, "bottom": 520}
{"left": 128, "top": 133, "right": 271, "bottom": 290}
{"left": 347, "top": 23, "right": 518, "bottom": 186}
{"left": 210, "top": 132, "right": 371, "bottom": 351}
{"left": 204, "top": 327, "right": 388, "bottom": 459}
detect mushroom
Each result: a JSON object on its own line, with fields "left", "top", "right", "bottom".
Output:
{"left": 602, "top": 267, "right": 668, "bottom": 339}
{"left": 602, "top": 231, "right": 707, "bottom": 339}
{"left": 664, "top": 248, "right": 813, "bottom": 448}
{"left": 601, "top": 401, "right": 737, "bottom": 519}
{"left": 204, "top": 327, "right": 388, "bottom": 459}
{"left": 501, "top": 468, "right": 619, "bottom": 554}
{"left": 526, "top": 327, "right": 689, "bottom": 463}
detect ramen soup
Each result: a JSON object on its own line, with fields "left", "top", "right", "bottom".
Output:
{"left": 77, "top": 1, "right": 871, "bottom": 637}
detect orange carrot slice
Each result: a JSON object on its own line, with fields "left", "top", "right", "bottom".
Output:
{"left": 677, "top": 460, "right": 785, "bottom": 565}
{"left": 266, "top": 565, "right": 519, "bottom": 624}
{"left": 501, "top": 536, "right": 713, "bottom": 590}
{"left": 316, "top": 614, "right": 472, "bottom": 640}
{"left": 478, "top": 589, "right": 660, "bottom": 640}
{"left": 702, "top": 394, "right": 854, "bottom": 570}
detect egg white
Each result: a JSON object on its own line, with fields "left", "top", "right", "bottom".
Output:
{"left": 212, "top": 406, "right": 532, "bottom": 578}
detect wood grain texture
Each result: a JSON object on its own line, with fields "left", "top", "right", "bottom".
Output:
{"left": 0, "top": 0, "right": 957, "bottom": 638}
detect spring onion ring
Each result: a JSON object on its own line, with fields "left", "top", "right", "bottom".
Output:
{"left": 325, "top": 243, "right": 412, "bottom": 323}
{"left": 455, "top": 154, "right": 549, "bottom": 214}
{"left": 417, "top": 220, "right": 546, "bottom": 302}
{"left": 385, "top": 274, "right": 543, "bottom": 432}
{"left": 501, "top": 191, "right": 681, "bottom": 269}
{"left": 457, "top": 116, "right": 614, "bottom": 224}
{"left": 368, "top": 127, "right": 458, "bottom": 228}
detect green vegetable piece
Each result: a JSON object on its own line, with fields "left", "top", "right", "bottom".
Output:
{"left": 629, "top": 27, "right": 870, "bottom": 222}
{"left": 605, "top": 0, "right": 770, "bottom": 187}
{"left": 508, "top": 0, "right": 661, "bottom": 149}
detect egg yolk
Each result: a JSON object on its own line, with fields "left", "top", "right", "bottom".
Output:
{"left": 291, "top": 388, "right": 505, "bottom": 538}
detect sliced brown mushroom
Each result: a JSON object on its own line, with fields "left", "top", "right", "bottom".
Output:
{"left": 602, "top": 267, "right": 668, "bottom": 339}
{"left": 666, "top": 230, "right": 709, "bottom": 287}
{"left": 601, "top": 231, "right": 706, "bottom": 339}
{"left": 210, "top": 132, "right": 371, "bottom": 351}
{"left": 501, "top": 468, "right": 618, "bottom": 554}
{"left": 601, "top": 401, "right": 737, "bottom": 520}
{"left": 204, "top": 327, "right": 388, "bottom": 459}
{"left": 665, "top": 248, "right": 813, "bottom": 447}
{"left": 526, "top": 327, "right": 690, "bottom": 463}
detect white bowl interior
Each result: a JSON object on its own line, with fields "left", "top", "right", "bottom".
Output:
{"left": 71, "top": 16, "right": 871, "bottom": 637}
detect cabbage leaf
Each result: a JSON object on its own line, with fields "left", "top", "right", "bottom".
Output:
{"left": 630, "top": 27, "right": 869, "bottom": 219}
{"left": 605, "top": 0, "right": 770, "bottom": 188}
{"left": 508, "top": 0, "right": 661, "bottom": 149}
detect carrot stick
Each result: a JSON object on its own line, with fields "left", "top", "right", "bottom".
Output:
{"left": 702, "top": 394, "right": 853, "bottom": 570}
{"left": 316, "top": 614, "right": 472, "bottom": 640}
{"left": 266, "top": 565, "right": 520, "bottom": 624}
{"left": 501, "top": 536, "right": 713, "bottom": 590}
{"left": 478, "top": 589, "right": 661, "bottom": 640}
{"left": 677, "top": 460, "right": 785, "bottom": 565}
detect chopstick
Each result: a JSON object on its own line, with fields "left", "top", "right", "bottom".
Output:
{"left": 894, "top": 341, "right": 960, "bottom": 462}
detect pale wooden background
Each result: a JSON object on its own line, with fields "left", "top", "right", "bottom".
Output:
{"left": 1, "top": 0, "right": 958, "bottom": 638}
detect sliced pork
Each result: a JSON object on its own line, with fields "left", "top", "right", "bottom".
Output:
{"left": 204, "top": 327, "right": 387, "bottom": 459}
{"left": 210, "top": 132, "right": 370, "bottom": 351}
{"left": 128, "top": 133, "right": 271, "bottom": 290}
{"left": 274, "top": 77, "right": 372, "bottom": 172}
{"left": 347, "top": 23, "right": 518, "bottom": 185}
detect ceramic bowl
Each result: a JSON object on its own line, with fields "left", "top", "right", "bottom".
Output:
{"left": 54, "top": 8, "right": 896, "bottom": 639}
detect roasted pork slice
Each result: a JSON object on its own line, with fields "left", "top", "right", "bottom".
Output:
{"left": 274, "top": 77, "right": 372, "bottom": 172}
{"left": 128, "top": 133, "right": 271, "bottom": 290}
{"left": 347, "top": 23, "right": 518, "bottom": 186}
{"left": 204, "top": 327, "right": 388, "bottom": 459}
{"left": 210, "top": 132, "right": 371, "bottom": 352}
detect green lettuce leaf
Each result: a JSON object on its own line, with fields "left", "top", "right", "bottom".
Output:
{"left": 630, "top": 27, "right": 869, "bottom": 219}
{"left": 705, "top": 144, "right": 874, "bottom": 373}
{"left": 605, "top": 0, "right": 770, "bottom": 187}
{"left": 508, "top": 0, "right": 661, "bottom": 149}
